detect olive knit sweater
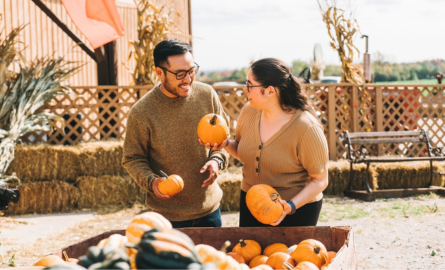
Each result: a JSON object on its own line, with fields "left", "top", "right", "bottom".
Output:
{"left": 122, "top": 82, "right": 229, "bottom": 221}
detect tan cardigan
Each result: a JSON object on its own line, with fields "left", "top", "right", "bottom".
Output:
{"left": 122, "top": 82, "right": 229, "bottom": 221}
{"left": 236, "top": 103, "right": 329, "bottom": 203}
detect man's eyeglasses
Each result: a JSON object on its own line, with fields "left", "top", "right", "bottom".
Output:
{"left": 159, "top": 63, "right": 200, "bottom": 80}
{"left": 245, "top": 81, "right": 265, "bottom": 92}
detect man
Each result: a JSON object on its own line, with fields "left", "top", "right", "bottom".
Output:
{"left": 122, "top": 39, "right": 229, "bottom": 228}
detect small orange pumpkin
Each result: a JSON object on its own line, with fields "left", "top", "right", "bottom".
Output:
{"left": 249, "top": 255, "right": 269, "bottom": 268}
{"left": 197, "top": 114, "right": 229, "bottom": 145}
{"left": 158, "top": 170, "right": 184, "bottom": 196}
{"left": 33, "top": 255, "right": 65, "bottom": 267}
{"left": 125, "top": 211, "right": 172, "bottom": 244}
{"left": 266, "top": 252, "right": 295, "bottom": 270}
{"left": 287, "top": 261, "right": 319, "bottom": 270}
{"left": 323, "top": 251, "right": 337, "bottom": 267}
{"left": 263, "top": 243, "right": 288, "bottom": 256}
{"left": 246, "top": 184, "right": 283, "bottom": 225}
{"left": 232, "top": 239, "right": 262, "bottom": 264}
{"left": 227, "top": 252, "right": 246, "bottom": 264}
{"left": 290, "top": 239, "right": 328, "bottom": 269}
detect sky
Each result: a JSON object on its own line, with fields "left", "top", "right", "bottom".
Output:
{"left": 191, "top": 0, "right": 445, "bottom": 72}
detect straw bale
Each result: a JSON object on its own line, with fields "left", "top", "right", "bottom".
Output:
{"left": 78, "top": 140, "right": 127, "bottom": 177}
{"left": 374, "top": 161, "right": 445, "bottom": 190}
{"left": 75, "top": 175, "right": 145, "bottom": 209}
{"left": 4, "top": 180, "right": 78, "bottom": 216}
{"left": 6, "top": 143, "right": 81, "bottom": 182}
{"left": 217, "top": 171, "right": 242, "bottom": 212}
{"left": 324, "top": 160, "right": 377, "bottom": 195}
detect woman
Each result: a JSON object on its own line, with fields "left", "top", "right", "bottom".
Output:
{"left": 204, "top": 58, "right": 329, "bottom": 227}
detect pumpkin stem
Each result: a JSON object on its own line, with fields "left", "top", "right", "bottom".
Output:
{"left": 314, "top": 246, "right": 321, "bottom": 254}
{"left": 270, "top": 192, "right": 280, "bottom": 202}
{"left": 210, "top": 114, "right": 218, "bottom": 125}
{"left": 239, "top": 239, "right": 247, "bottom": 247}
{"left": 159, "top": 170, "right": 169, "bottom": 178}
{"left": 62, "top": 251, "right": 69, "bottom": 262}
{"left": 220, "top": 240, "right": 231, "bottom": 252}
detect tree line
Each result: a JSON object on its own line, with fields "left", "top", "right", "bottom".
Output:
{"left": 199, "top": 59, "right": 445, "bottom": 83}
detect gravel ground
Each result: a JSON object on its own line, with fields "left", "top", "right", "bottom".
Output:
{"left": 1, "top": 195, "right": 444, "bottom": 269}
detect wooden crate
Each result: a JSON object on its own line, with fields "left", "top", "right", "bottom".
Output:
{"left": 51, "top": 226, "right": 356, "bottom": 269}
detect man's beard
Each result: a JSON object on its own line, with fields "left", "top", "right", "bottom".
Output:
{"left": 163, "top": 79, "right": 191, "bottom": 98}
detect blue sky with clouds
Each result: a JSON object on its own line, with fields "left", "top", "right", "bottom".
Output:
{"left": 191, "top": 0, "right": 445, "bottom": 71}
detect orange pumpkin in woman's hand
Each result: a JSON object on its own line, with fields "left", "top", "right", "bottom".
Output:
{"left": 246, "top": 184, "right": 283, "bottom": 225}
{"left": 158, "top": 170, "right": 184, "bottom": 196}
{"left": 197, "top": 114, "right": 229, "bottom": 145}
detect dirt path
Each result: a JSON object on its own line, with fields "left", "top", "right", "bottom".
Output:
{"left": 1, "top": 196, "right": 444, "bottom": 269}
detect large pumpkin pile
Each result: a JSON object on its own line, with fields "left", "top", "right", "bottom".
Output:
{"left": 31, "top": 211, "right": 337, "bottom": 270}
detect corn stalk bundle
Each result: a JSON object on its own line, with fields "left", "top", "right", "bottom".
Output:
{"left": 126, "top": 0, "right": 183, "bottom": 85}
{"left": 0, "top": 25, "right": 79, "bottom": 181}
{"left": 318, "top": 0, "right": 364, "bottom": 85}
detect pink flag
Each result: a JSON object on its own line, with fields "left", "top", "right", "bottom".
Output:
{"left": 62, "top": 0, "right": 125, "bottom": 49}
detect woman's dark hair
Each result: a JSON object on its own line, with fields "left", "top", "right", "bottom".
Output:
{"left": 251, "top": 58, "right": 316, "bottom": 116}
{"left": 153, "top": 39, "right": 192, "bottom": 67}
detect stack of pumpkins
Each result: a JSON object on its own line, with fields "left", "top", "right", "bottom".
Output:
{"left": 32, "top": 211, "right": 337, "bottom": 270}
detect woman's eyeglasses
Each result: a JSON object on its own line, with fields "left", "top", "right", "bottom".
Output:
{"left": 245, "top": 81, "right": 265, "bottom": 92}
{"left": 159, "top": 63, "right": 200, "bottom": 80}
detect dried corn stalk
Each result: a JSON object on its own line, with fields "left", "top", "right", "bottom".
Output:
{"left": 126, "top": 0, "right": 184, "bottom": 85}
{"left": 318, "top": 0, "right": 364, "bottom": 85}
{"left": 0, "top": 25, "right": 79, "bottom": 180}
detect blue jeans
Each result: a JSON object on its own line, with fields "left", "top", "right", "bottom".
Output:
{"left": 170, "top": 207, "right": 222, "bottom": 228}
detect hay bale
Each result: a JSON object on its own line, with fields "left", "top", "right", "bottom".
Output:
{"left": 217, "top": 172, "right": 242, "bottom": 212}
{"left": 78, "top": 140, "right": 127, "bottom": 177}
{"left": 374, "top": 161, "right": 445, "bottom": 190}
{"left": 6, "top": 144, "right": 81, "bottom": 182}
{"left": 75, "top": 175, "right": 145, "bottom": 209}
{"left": 325, "top": 160, "right": 376, "bottom": 195}
{"left": 4, "top": 181, "right": 79, "bottom": 215}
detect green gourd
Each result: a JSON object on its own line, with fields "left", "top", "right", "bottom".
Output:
{"left": 132, "top": 227, "right": 201, "bottom": 269}
{"left": 77, "top": 246, "right": 130, "bottom": 270}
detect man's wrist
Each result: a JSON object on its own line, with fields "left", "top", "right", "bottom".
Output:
{"left": 287, "top": 200, "right": 296, "bottom": 215}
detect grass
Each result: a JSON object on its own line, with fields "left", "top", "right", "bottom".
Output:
{"left": 375, "top": 79, "right": 438, "bottom": 85}
{"left": 319, "top": 193, "right": 443, "bottom": 222}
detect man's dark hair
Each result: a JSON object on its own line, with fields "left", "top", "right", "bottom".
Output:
{"left": 153, "top": 39, "right": 192, "bottom": 68}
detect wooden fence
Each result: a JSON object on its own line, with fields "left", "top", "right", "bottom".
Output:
{"left": 0, "top": 0, "right": 191, "bottom": 86}
{"left": 21, "top": 83, "right": 445, "bottom": 161}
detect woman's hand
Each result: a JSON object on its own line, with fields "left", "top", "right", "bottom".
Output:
{"left": 270, "top": 199, "right": 293, "bottom": 226}
{"left": 199, "top": 138, "right": 229, "bottom": 150}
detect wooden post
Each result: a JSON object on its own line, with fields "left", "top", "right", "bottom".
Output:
{"left": 328, "top": 86, "right": 337, "bottom": 160}
{"left": 351, "top": 86, "right": 359, "bottom": 132}
{"left": 375, "top": 86, "right": 384, "bottom": 156}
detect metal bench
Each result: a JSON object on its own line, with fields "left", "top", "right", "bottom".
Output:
{"left": 342, "top": 129, "right": 445, "bottom": 201}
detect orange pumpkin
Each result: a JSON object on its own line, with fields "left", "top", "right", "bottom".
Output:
{"left": 263, "top": 243, "right": 288, "bottom": 256}
{"left": 33, "top": 255, "right": 65, "bottom": 267}
{"left": 125, "top": 211, "right": 172, "bottom": 244}
{"left": 232, "top": 239, "right": 262, "bottom": 264}
{"left": 227, "top": 252, "right": 246, "bottom": 264}
{"left": 246, "top": 184, "right": 283, "bottom": 224}
{"left": 290, "top": 261, "right": 320, "bottom": 270}
{"left": 197, "top": 114, "right": 229, "bottom": 145}
{"left": 249, "top": 255, "right": 269, "bottom": 268}
{"left": 158, "top": 170, "right": 184, "bottom": 196}
{"left": 290, "top": 239, "right": 328, "bottom": 269}
{"left": 326, "top": 251, "right": 337, "bottom": 264}
{"left": 266, "top": 252, "right": 295, "bottom": 270}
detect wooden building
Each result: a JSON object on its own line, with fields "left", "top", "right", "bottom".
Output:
{"left": 0, "top": 0, "right": 192, "bottom": 86}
